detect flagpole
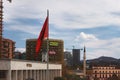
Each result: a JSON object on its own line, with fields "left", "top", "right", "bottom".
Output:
{"left": 46, "top": 10, "right": 49, "bottom": 80}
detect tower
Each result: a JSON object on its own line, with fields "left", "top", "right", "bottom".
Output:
{"left": 72, "top": 49, "right": 80, "bottom": 66}
{"left": 83, "top": 46, "right": 86, "bottom": 77}
{"left": 0, "top": 0, "right": 3, "bottom": 57}
{"left": 0, "top": 0, "right": 11, "bottom": 58}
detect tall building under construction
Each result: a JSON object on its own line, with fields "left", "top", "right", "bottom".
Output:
{"left": 0, "top": 0, "right": 15, "bottom": 59}
{"left": 0, "top": 0, "right": 3, "bottom": 58}
{"left": 26, "top": 38, "right": 64, "bottom": 63}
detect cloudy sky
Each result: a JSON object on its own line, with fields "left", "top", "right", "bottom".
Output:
{"left": 3, "top": 0, "right": 120, "bottom": 59}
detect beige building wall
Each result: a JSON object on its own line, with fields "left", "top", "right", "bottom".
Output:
{"left": 0, "top": 59, "right": 62, "bottom": 80}
{"left": 92, "top": 66, "right": 120, "bottom": 79}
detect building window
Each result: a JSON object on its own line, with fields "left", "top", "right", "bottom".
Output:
{"left": 103, "top": 75, "right": 104, "bottom": 78}
{"left": 95, "top": 71, "right": 97, "bottom": 74}
{"left": 113, "top": 71, "right": 114, "bottom": 73}
{"left": 95, "top": 74, "right": 97, "bottom": 78}
{"left": 109, "top": 71, "right": 111, "bottom": 73}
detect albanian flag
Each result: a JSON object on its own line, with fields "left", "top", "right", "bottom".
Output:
{"left": 35, "top": 16, "right": 48, "bottom": 56}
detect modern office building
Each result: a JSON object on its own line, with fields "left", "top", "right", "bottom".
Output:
{"left": 26, "top": 38, "right": 64, "bottom": 63}
{"left": 1, "top": 38, "right": 15, "bottom": 59}
{"left": 72, "top": 49, "right": 80, "bottom": 66}
{"left": 0, "top": 59, "right": 62, "bottom": 80}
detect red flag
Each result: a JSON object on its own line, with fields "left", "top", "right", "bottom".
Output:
{"left": 35, "top": 16, "right": 48, "bottom": 56}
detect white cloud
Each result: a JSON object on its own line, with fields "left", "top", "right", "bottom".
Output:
{"left": 2, "top": 0, "right": 120, "bottom": 59}
{"left": 75, "top": 32, "right": 98, "bottom": 41}
{"left": 75, "top": 32, "right": 120, "bottom": 59}
{"left": 15, "top": 48, "right": 26, "bottom": 53}
{"left": 83, "top": 38, "right": 120, "bottom": 59}
{"left": 3, "top": 0, "right": 120, "bottom": 29}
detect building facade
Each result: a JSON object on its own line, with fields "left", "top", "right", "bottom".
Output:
{"left": 0, "top": 0, "right": 3, "bottom": 57}
{"left": 0, "top": 0, "right": 12, "bottom": 58}
{"left": 64, "top": 51, "right": 72, "bottom": 66}
{"left": 0, "top": 59, "right": 62, "bottom": 80}
{"left": 26, "top": 38, "right": 64, "bottom": 63}
{"left": 92, "top": 66, "right": 120, "bottom": 80}
{"left": 1, "top": 38, "right": 15, "bottom": 59}
{"left": 72, "top": 49, "right": 80, "bottom": 66}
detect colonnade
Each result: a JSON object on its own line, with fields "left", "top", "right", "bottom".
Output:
{"left": 6, "top": 69, "right": 61, "bottom": 80}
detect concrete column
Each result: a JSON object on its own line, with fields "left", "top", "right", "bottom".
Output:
{"left": 21, "top": 70, "right": 23, "bottom": 80}
{"left": 18, "top": 70, "right": 23, "bottom": 80}
{"left": 49, "top": 70, "right": 51, "bottom": 80}
{"left": 28, "top": 70, "right": 30, "bottom": 79}
{"left": 33, "top": 70, "right": 36, "bottom": 80}
{"left": 45, "top": 70, "right": 47, "bottom": 80}
{"left": 18, "top": 70, "right": 20, "bottom": 80}
{"left": 50, "top": 70, "right": 53, "bottom": 80}
{"left": 57, "top": 70, "right": 59, "bottom": 77}
{"left": 57, "top": 70, "right": 60, "bottom": 77}
{"left": 12, "top": 70, "right": 17, "bottom": 80}
{"left": 37, "top": 70, "right": 39, "bottom": 80}
{"left": 51, "top": 70, "right": 54, "bottom": 80}
{"left": 51, "top": 70, "right": 53, "bottom": 80}
{"left": 58, "top": 70, "right": 60, "bottom": 77}
{"left": 54, "top": 70, "right": 57, "bottom": 78}
{"left": 30, "top": 70, "right": 32, "bottom": 79}
{"left": 23, "top": 70, "right": 26, "bottom": 80}
{"left": 11, "top": 70, "right": 14, "bottom": 80}
{"left": 60, "top": 70, "right": 62, "bottom": 77}
{"left": 15, "top": 70, "right": 18, "bottom": 80}
{"left": 40, "top": 70, "right": 42, "bottom": 80}
{"left": 7, "top": 70, "right": 11, "bottom": 80}
{"left": 56, "top": 70, "right": 58, "bottom": 77}
{"left": 25, "top": 70, "right": 28, "bottom": 79}
{"left": 43, "top": 70, "right": 45, "bottom": 80}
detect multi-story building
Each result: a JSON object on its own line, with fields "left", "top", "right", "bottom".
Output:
{"left": 92, "top": 66, "right": 120, "bottom": 80}
{"left": 0, "top": 0, "right": 12, "bottom": 58}
{"left": 0, "top": 0, "right": 3, "bottom": 57}
{"left": 26, "top": 38, "right": 64, "bottom": 63}
{"left": 1, "top": 38, "right": 15, "bottom": 59}
{"left": 64, "top": 51, "right": 73, "bottom": 66}
{"left": 72, "top": 49, "right": 80, "bottom": 66}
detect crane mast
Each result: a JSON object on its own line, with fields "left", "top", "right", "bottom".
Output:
{"left": 0, "top": 0, "right": 11, "bottom": 58}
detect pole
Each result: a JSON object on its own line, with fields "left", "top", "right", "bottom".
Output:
{"left": 46, "top": 10, "right": 49, "bottom": 80}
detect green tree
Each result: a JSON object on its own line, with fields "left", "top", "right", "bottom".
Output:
{"left": 54, "top": 77, "right": 64, "bottom": 80}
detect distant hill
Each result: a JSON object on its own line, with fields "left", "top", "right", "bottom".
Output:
{"left": 86, "top": 56, "right": 120, "bottom": 68}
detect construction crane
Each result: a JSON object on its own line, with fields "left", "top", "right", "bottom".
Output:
{"left": 0, "top": 0, "right": 12, "bottom": 58}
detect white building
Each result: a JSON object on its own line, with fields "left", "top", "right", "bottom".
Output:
{"left": 0, "top": 59, "right": 62, "bottom": 80}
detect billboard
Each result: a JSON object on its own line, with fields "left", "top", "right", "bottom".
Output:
{"left": 49, "top": 42, "right": 58, "bottom": 46}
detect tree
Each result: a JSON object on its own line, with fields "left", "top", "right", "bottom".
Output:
{"left": 54, "top": 77, "right": 64, "bottom": 80}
